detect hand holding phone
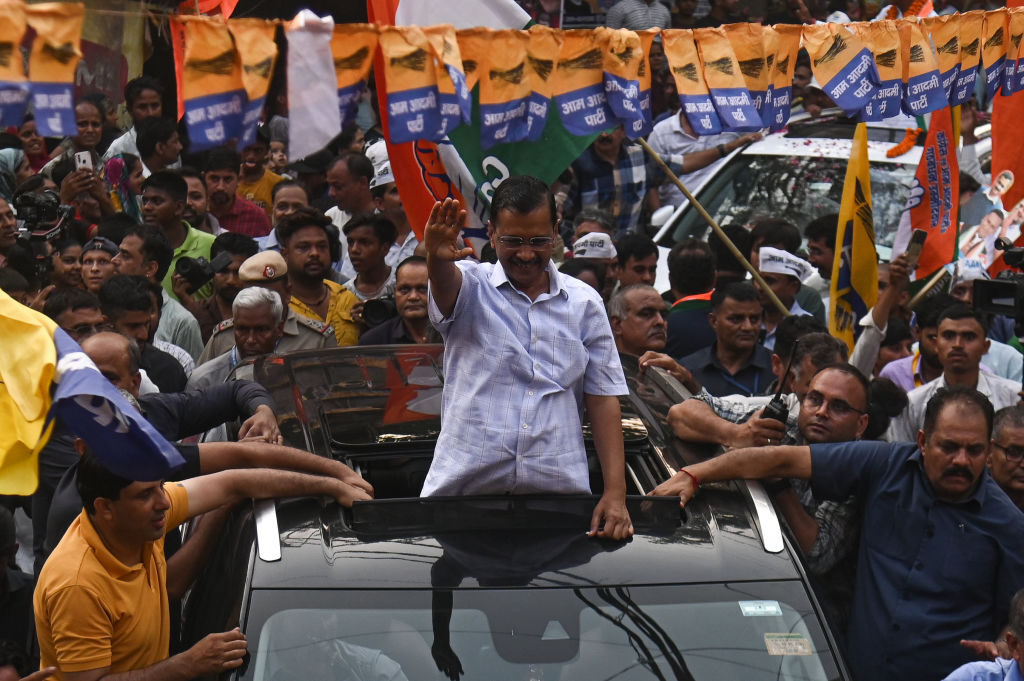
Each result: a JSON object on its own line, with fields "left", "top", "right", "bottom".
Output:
{"left": 904, "top": 229, "right": 927, "bottom": 271}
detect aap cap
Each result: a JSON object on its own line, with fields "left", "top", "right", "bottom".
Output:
{"left": 239, "top": 251, "right": 288, "bottom": 283}
{"left": 952, "top": 259, "right": 991, "bottom": 285}
{"left": 573, "top": 232, "right": 617, "bottom": 259}
{"left": 759, "top": 246, "right": 813, "bottom": 281}
{"left": 366, "top": 140, "right": 395, "bottom": 189}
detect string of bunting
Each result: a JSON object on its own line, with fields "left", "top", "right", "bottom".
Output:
{"left": 1, "top": 2, "right": 1023, "bottom": 152}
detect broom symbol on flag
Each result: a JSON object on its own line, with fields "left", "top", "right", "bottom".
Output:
{"left": 814, "top": 33, "right": 847, "bottom": 67}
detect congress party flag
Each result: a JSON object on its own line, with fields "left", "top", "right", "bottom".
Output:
{"left": 285, "top": 11, "right": 339, "bottom": 161}
{"left": 0, "top": 0, "right": 29, "bottom": 128}
{"left": 892, "top": 107, "right": 960, "bottom": 280}
{"left": 230, "top": 18, "right": 278, "bottom": 150}
{"left": 829, "top": 122, "right": 878, "bottom": 353}
{"left": 0, "top": 292, "right": 182, "bottom": 495}
{"left": 181, "top": 17, "right": 246, "bottom": 151}
{"left": 25, "top": 2, "right": 83, "bottom": 138}
{"left": 803, "top": 23, "right": 878, "bottom": 117}
{"left": 368, "top": 0, "right": 596, "bottom": 256}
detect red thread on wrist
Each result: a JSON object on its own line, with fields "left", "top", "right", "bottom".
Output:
{"left": 681, "top": 468, "right": 699, "bottom": 489}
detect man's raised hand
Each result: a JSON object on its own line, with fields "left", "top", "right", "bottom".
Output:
{"left": 425, "top": 199, "right": 474, "bottom": 263}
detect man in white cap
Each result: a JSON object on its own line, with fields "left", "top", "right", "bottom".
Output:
{"left": 197, "top": 250, "right": 337, "bottom": 364}
{"left": 368, "top": 139, "right": 420, "bottom": 269}
{"left": 572, "top": 230, "right": 619, "bottom": 300}
{"left": 756, "top": 246, "right": 815, "bottom": 351}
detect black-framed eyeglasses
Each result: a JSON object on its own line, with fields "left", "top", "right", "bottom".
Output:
{"left": 495, "top": 235, "right": 555, "bottom": 250}
{"left": 802, "top": 391, "right": 866, "bottom": 417}
{"left": 992, "top": 441, "right": 1024, "bottom": 462}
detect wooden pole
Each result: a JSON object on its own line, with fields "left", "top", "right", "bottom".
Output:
{"left": 907, "top": 265, "right": 950, "bottom": 309}
{"left": 638, "top": 138, "right": 791, "bottom": 317}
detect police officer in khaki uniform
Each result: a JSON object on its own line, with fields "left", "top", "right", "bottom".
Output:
{"left": 197, "top": 251, "right": 337, "bottom": 364}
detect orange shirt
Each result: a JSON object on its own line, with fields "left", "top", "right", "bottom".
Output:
{"left": 35, "top": 483, "right": 190, "bottom": 676}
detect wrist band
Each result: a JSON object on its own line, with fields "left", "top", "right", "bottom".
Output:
{"left": 717, "top": 143, "right": 727, "bottom": 158}
{"left": 681, "top": 468, "right": 699, "bottom": 489}
{"left": 764, "top": 478, "right": 791, "bottom": 496}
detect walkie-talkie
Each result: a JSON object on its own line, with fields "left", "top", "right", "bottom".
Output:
{"left": 762, "top": 341, "right": 798, "bottom": 424}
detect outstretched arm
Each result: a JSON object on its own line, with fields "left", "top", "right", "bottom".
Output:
{"left": 425, "top": 198, "right": 474, "bottom": 318}
{"left": 181, "top": 467, "right": 371, "bottom": 519}
{"left": 650, "top": 444, "right": 812, "bottom": 507}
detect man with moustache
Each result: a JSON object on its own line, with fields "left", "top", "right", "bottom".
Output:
{"left": 359, "top": 256, "right": 438, "bottom": 345}
{"left": 988, "top": 405, "right": 1024, "bottom": 513}
{"left": 177, "top": 167, "right": 220, "bottom": 235}
{"left": 423, "top": 176, "right": 633, "bottom": 540}
{"left": 607, "top": 283, "right": 700, "bottom": 392}
{"left": 279, "top": 208, "right": 360, "bottom": 346}
{"left": 204, "top": 147, "right": 271, "bottom": 238}
{"left": 654, "top": 386, "right": 1024, "bottom": 681}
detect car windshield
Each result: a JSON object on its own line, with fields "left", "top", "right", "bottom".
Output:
{"left": 244, "top": 582, "right": 840, "bottom": 681}
{"left": 666, "top": 154, "right": 916, "bottom": 249}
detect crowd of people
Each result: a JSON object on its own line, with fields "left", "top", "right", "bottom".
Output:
{"left": 0, "top": 1, "right": 1023, "bottom": 680}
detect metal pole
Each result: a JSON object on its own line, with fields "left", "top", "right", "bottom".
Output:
{"left": 638, "top": 137, "right": 790, "bottom": 317}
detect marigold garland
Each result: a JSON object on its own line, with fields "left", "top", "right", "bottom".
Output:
{"left": 886, "top": 127, "right": 923, "bottom": 157}
{"left": 886, "top": 0, "right": 927, "bottom": 20}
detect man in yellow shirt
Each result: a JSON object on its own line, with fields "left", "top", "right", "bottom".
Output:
{"left": 278, "top": 208, "right": 362, "bottom": 346}
{"left": 34, "top": 446, "right": 370, "bottom": 681}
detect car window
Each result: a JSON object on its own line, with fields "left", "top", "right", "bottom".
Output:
{"left": 667, "top": 154, "right": 916, "bottom": 250}
{"left": 245, "top": 583, "right": 840, "bottom": 681}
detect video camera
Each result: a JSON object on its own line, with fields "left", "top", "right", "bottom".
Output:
{"left": 14, "top": 190, "right": 75, "bottom": 279}
{"left": 973, "top": 238, "right": 1024, "bottom": 338}
{"left": 175, "top": 251, "right": 233, "bottom": 293}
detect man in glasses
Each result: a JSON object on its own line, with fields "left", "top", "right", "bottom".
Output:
{"left": 422, "top": 175, "right": 633, "bottom": 541}
{"left": 989, "top": 405, "right": 1024, "bottom": 512}
{"left": 653, "top": 385, "right": 1024, "bottom": 681}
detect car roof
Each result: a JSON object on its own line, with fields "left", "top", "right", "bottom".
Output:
{"left": 242, "top": 346, "right": 804, "bottom": 591}
{"left": 248, "top": 492, "right": 804, "bottom": 590}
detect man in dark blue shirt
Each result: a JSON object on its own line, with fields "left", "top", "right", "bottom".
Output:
{"left": 679, "top": 282, "right": 774, "bottom": 397}
{"left": 652, "top": 385, "right": 1024, "bottom": 681}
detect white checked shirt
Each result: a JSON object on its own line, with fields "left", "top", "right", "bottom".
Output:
{"left": 423, "top": 260, "right": 628, "bottom": 496}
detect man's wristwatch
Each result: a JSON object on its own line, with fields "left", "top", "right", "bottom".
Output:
{"left": 717, "top": 143, "right": 728, "bottom": 158}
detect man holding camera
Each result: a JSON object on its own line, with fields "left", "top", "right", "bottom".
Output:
{"left": 144, "top": 171, "right": 215, "bottom": 303}
{"left": 359, "top": 255, "right": 438, "bottom": 345}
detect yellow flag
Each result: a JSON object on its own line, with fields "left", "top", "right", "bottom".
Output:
{"left": 829, "top": 122, "right": 878, "bottom": 353}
